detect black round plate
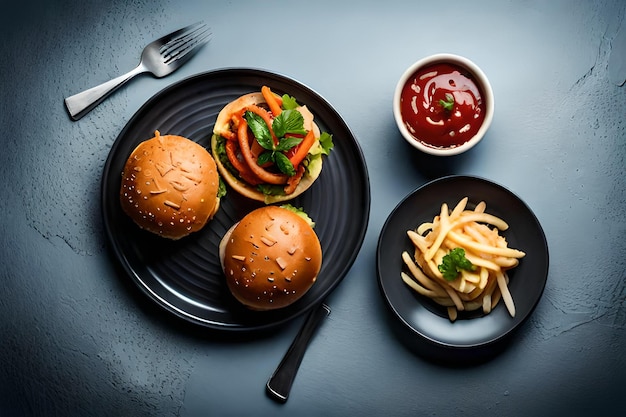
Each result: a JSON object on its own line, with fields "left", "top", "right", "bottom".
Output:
{"left": 377, "top": 175, "right": 548, "bottom": 348}
{"left": 102, "top": 68, "right": 371, "bottom": 331}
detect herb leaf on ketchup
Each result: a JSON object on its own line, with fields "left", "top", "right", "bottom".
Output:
{"left": 438, "top": 93, "right": 455, "bottom": 112}
{"left": 438, "top": 248, "right": 476, "bottom": 281}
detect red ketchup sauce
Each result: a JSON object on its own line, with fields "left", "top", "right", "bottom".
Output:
{"left": 399, "top": 63, "right": 485, "bottom": 149}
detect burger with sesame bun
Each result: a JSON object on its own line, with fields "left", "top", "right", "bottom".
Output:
{"left": 120, "top": 131, "right": 225, "bottom": 240}
{"left": 218, "top": 205, "right": 322, "bottom": 311}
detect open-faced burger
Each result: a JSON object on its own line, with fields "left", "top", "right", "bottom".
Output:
{"left": 211, "top": 86, "right": 333, "bottom": 204}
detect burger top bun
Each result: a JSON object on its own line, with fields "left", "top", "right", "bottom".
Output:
{"left": 120, "top": 131, "right": 221, "bottom": 240}
{"left": 219, "top": 206, "right": 322, "bottom": 310}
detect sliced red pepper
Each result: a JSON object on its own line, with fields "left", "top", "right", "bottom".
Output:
{"left": 225, "top": 139, "right": 264, "bottom": 185}
{"left": 284, "top": 164, "right": 305, "bottom": 195}
{"left": 237, "top": 117, "right": 287, "bottom": 185}
{"left": 288, "top": 129, "right": 316, "bottom": 168}
{"left": 262, "top": 86, "right": 283, "bottom": 117}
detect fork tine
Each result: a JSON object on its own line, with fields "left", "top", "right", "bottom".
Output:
{"left": 161, "top": 34, "right": 210, "bottom": 66}
{"left": 163, "top": 34, "right": 211, "bottom": 67}
{"left": 161, "top": 24, "right": 209, "bottom": 58}
{"left": 161, "top": 25, "right": 211, "bottom": 65}
{"left": 160, "top": 23, "right": 208, "bottom": 53}
{"left": 154, "top": 21, "right": 204, "bottom": 46}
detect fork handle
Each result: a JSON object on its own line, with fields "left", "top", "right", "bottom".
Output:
{"left": 64, "top": 64, "right": 145, "bottom": 121}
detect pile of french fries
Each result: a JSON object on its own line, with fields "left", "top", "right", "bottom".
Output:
{"left": 401, "top": 197, "right": 525, "bottom": 322}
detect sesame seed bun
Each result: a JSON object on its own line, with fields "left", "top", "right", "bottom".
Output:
{"left": 120, "top": 131, "right": 221, "bottom": 240}
{"left": 219, "top": 206, "right": 322, "bottom": 310}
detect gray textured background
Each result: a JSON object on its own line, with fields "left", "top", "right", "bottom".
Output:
{"left": 1, "top": 0, "right": 625, "bottom": 416}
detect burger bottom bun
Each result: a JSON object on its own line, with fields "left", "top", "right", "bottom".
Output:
{"left": 213, "top": 92, "right": 265, "bottom": 138}
{"left": 211, "top": 91, "right": 323, "bottom": 204}
{"left": 120, "top": 132, "right": 221, "bottom": 240}
{"left": 219, "top": 206, "right": 322, "bottom": 310}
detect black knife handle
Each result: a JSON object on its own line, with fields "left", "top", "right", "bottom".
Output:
{"left": 266, "top": 303, "right": 331, "bottom": 403}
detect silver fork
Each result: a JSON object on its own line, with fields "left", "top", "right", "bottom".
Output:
{"left": 64, "top": 22, "right": 211, "bottom": 121}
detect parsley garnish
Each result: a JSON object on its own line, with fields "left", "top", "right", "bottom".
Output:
{"left": 438, "top": 248, "right": 476, "bottom": 281}
{"left": 318, "top": 132, "right": 334, "bottom": 155}
{"left": 281, "top": 94, "right": 299, "bottom": 110}
{"left": 438, "top": 93, "right": 455, "bottom": 112}
{"left": 272, "top": 109, "right": 307, "bottom": 138}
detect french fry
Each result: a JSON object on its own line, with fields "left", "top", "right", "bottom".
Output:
{"left": 447, "top": 230, "right": 525, "bottom": 258}
{"left": 482, "top": 294, "right": 492, "bottom": 314}
{"left": 447, "top": 307, "right": 458, "bottom": 322}
{"left": 407, "top": 230, "right": 430, "bottom": 254}
{"left": 496, "top": 270, "right": 516, "bottom": 317}
{"left": 401, "top": 251, "right": 447, "bottom": 296}
{"left": 401, "top": 198, "right": 524, "bottom": 322}
{"left": 401, "top": 272, "right": 440, "bottom": 298}
{"left": 424, "top": 203, "right": 452, "bottom": 261}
